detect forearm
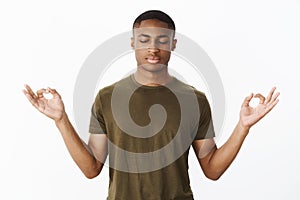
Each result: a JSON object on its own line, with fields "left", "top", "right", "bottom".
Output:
{"left": 55, "top": 113, "right": 102, "bottom": 178}
{"left": 207, "top": 121, "right": 249, "bottom": 179}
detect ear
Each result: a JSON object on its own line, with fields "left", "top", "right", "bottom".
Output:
{"left": 171, "top": 39, "right": 177, "bottom": 51}
{"left": 131, "top": 37, "right": 134, "bottom": 49}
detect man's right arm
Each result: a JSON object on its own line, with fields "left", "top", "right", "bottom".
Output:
{"left": 55, "top": 113, "right": 107, "bottom": 179}
{"left": 23, "top": 84, "right": 107, "bottom": 179}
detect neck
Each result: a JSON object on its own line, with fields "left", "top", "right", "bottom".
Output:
{"left": 134, "top": 68, "right": 173, "bottom": 86}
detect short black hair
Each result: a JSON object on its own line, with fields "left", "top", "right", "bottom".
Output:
{"left": 133, "top": 10, "right": 175, "bottom": 31}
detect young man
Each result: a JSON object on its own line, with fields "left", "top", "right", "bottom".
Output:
{"left": 23, "top": 10, "right": 280, "bottom": 200}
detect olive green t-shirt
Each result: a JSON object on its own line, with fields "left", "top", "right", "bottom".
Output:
{"left": 89, "top": 74, "right": 215, "bottom": 200}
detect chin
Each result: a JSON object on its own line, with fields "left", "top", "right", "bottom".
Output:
{"left": 140, "top": 63, "right": 167, "bottom": 72}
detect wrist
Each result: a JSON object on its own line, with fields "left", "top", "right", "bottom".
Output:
{"left": 55, "top": 112, "right": 68, "bottom": 126}
{"left": 237, "top": 120, "right": 250, "bottom": 135}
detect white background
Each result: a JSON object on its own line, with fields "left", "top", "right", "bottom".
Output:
{"left": 1, "top": 0, "right": 299, "bottom": 199}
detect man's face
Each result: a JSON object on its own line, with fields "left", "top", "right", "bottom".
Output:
{"left": 131, "top": 19, "right": 177, "bottom": 73}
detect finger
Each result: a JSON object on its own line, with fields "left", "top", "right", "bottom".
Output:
{"left": 265, "top": 87, "right": 276, "bottom": 103}
{"left": 23, "top": 89, "right": 39, "bottom": 108}
{"left": 24, "top": 84, "right": 37, "bottom": 98}
{"left": 47, "top": 87, "right": 61, "bottom": 98}
{"left": 23, "top": 89, "right": 32, "bottom": 100}
{"left": 264, "top": 98, "right": 280, "bottom": 115}
{"left": 254, "top": 93, "right": 266, "bottom": 104}
{"left": 270, "top": 92, "right": 280, "bottom": 103}
{"left": 36, "top": 89, "right": 47, "bottom": 98}
{"left": 242, "top": 93, "right": 254, "bottom": 107}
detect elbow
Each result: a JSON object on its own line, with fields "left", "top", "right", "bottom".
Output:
{"left": 85, "top": 174, "right": 98, "bottom": 179}
{"left": 206, "top": 174, "right": 221, "bottom": 181}
{"left": 84, "top": 170, "right": 100, "bottom": 179}
{"left": 82, "top": 165, "right": 102, "bottom": 179}
{"left": 201, "top": 163, "right": 226, "bottom": 181}
{"left": 203, "top": 171, "right": 223, "bottom": 181}
{"left": 82, "top": 162, "right": 103, "bottom": 179}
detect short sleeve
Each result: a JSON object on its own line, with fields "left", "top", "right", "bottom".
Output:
{"left": 89, "top": 92, "right": 107, "bottom": 134}
{"left": 194, "top": 94, "right": 215, "bottom": 140}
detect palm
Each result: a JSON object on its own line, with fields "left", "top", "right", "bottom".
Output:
{"left": 23, "top": 85, "right": 65, "bottom": 121}
{"left": 35, "top": 95, "right": 64, "bottom": 120}
{"left": 241, "top": 103, "right": 268, "bottom": 127}
{"left": 239, "top": 87, "right": 280, "bottom": 128}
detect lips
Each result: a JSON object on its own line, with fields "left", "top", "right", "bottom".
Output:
{"left": 146, "top": 56, "right": 160, "bottom": 64}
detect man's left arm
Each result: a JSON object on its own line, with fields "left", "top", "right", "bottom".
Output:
{"left": 193, "top": 87, "right": 280, "bottom": 180}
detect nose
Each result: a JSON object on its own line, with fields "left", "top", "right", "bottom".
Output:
{"left": 147, "top": 39, "right": 160, "bottom": 53}
{"left": 148, "top": 48, "right": 159, "bottom": 54}
{"left": 147, "top": 46, "right": 160, "bottom": 53}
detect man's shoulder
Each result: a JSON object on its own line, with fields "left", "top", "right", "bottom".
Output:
{"left": 173, "top": 77, "right": 207, "bottom": 100}
{"left": 96, "top": 75, "right": 132, "bottom": 97}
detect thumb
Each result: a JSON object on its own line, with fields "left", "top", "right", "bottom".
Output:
{"left": 242, "top": 93, "right": 253, "bottom": 107}
{"left": 47, "top": 87, "right": 61, "bottom": 98}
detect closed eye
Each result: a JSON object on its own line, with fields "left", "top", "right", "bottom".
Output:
{"left": 138, "top": 34, "right": 150, "bottom": 43}
{"left": 158, "top": 40, "right": 169, "bottom": 44}
{"left": 157, "top": 36, "right": 170, "bottom": 44}
{"left": 139, "top": 39, "right": 150, "bottom": 43}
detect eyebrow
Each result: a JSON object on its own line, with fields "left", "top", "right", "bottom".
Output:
{"left": 138, "top": 34, "right": 170, "bottom": 38}
{"left": 157, "top": 35, "right": 170, "bottom": 39}
{"left": 138, "top": 34, "right": 150, "bottom": 38}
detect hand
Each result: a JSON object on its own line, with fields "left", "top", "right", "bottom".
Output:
{"left": 23, "top": 84, "right": 65, "bottom": 122}
{"left": 239, "top": 87, "right": 280, "bottom": 129}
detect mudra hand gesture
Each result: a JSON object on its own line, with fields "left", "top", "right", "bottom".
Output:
{"left": 239, "top": 87, "right": 280, "bottom": 129}
{"left": 23, "top": 84, "right": 65, "bottom": 122}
